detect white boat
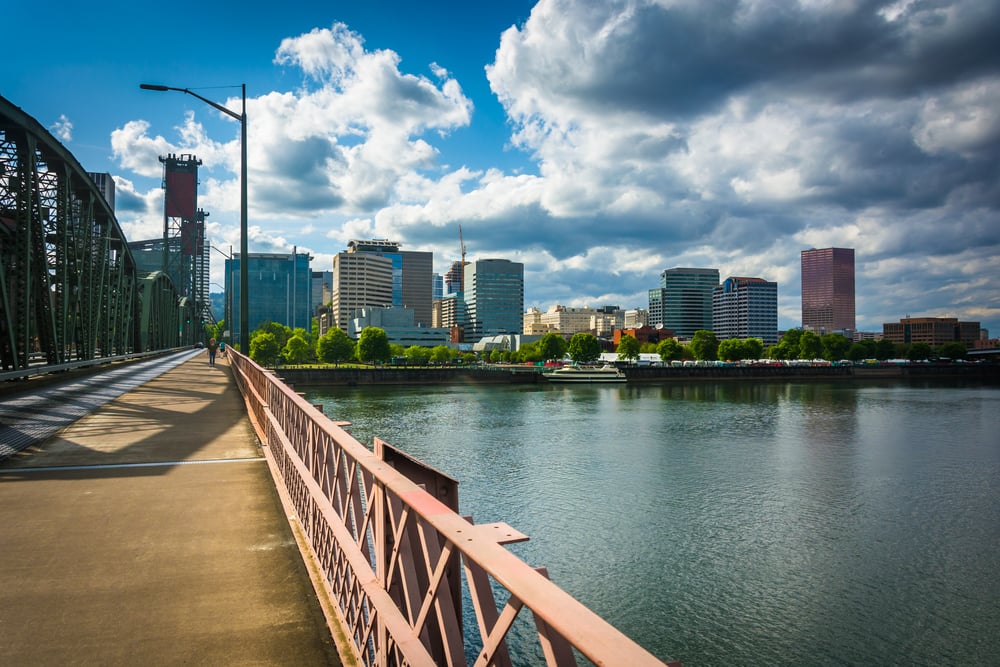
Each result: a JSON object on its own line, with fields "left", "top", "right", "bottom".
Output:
{"left": 546, "top": 364, "right": 626, "bottom": 383}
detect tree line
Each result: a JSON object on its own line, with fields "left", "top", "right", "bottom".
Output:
{"left": 206, "top": 319, "right": 968, "bottom": 368}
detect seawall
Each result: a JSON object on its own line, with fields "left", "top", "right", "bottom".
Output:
{"left": 275, "top": 363, "right": 998, "bottom": 387}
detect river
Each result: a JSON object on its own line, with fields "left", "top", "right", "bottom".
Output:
{"left": 305, "top": 380, "right": 1000, "bottom": 666}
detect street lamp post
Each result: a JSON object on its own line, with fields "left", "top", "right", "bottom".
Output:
{"left": 140, "top": 83, "right": 248, "bottom": 350}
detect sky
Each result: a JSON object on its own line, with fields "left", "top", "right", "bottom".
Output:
{"left": 4, "top": 0, "right": 999, "bottom": 336}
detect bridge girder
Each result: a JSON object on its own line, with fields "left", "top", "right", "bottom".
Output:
{"left": 1, "top": 94, "right": 178, "bottom": 372}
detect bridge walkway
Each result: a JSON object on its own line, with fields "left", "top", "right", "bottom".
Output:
{"left": 0, "top": 352, "right": 343, "bottom": 666}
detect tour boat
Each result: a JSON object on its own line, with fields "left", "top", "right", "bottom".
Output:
{"left": 546, "top": 364, "right": 627, "bottom": 383}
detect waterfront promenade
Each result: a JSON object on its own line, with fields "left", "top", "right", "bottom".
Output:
{"left": 0, "top": 353, "right": 343, "bottom": 666}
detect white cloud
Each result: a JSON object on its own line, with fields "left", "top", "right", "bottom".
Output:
{"left": 49, "top": 114, "right": 72, "bottom": 142}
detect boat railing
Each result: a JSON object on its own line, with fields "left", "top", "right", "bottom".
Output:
{"left": 228, "top": 348, "right": 668, "bottom": 666}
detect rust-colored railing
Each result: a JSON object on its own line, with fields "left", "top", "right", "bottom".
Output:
{"left": 230, "top": 350, "right": 670, "bottom": 666}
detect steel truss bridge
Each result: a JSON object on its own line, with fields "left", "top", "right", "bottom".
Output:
{"left": 1, "top": 95, "right": 195, "bottom": 376}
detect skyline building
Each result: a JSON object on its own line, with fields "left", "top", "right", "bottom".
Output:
{"left": 655, "top": 267, "right": 720, "bottom": 339}
{"left": 226, "top": 251, "right": 311, "bottom": 343}
{"left": 332, "top": 250, "right": 393, "bottom": 332}
{"left": 712, "top": 276, "right": 779, "bottom": 344}
{"left": 882, "top": 316, "right": 980, "bottom": 347}
{"left": 464, "top": 258, "right": 524, "bottom": 339}
{"left": 801, "top": 247, "right": 855, "bottom": 334}
{"left": 346, "top": 240, "right": 433, "bottom": 326}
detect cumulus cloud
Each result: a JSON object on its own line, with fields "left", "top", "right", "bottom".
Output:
{"left": 107, "top": 2, "right": 1000, "bottom": 333}
{"left": 49, "top": 114, "right": 72, "bottom": 142}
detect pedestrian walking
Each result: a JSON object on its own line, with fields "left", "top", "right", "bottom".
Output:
{"left": 219, "top": 340, "right": 226, "bottom": 358}
{"left": 208, "top": 337, "right": 218, "bottom": 366}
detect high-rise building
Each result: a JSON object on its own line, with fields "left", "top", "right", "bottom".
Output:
{"left": 88, "top": 172, "right": 115, "bottom": 211}
{"left": 346, "top": 240, "right": 433, "bottom": 326}
{"left": 227, "top": 252, "right": 312, "bottom": 341}
{"left": 657, "top": 268, "right": 720, "bottom": 339}
{"left": 801, "top": 247, "right": 855, "bottom": 334}
{"left": 443, "top": 261, "right": 466, "bottom": 296}
{"left": 332, "top": 251, "right": 393, "bottom": 331}
{"left": 712, "top": 276, "right": 779, "bottom": 344}
{"left": 312, "top": 271, "right": 333, "bottom": 316}
{"left": 648, "top": 288, "right": 667, "bottom": 328}
{"left": 464, "top": 258, "right": 524, "bottom": 340}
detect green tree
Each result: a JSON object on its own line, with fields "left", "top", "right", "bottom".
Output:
{"left": 404, "top": 345, "right": 431, "bottom": 365}
{"left": 461, "top": 352, "right": 477, "bottom": 365}
{"left": 617, "top": 334, "right": 640, "bottom": 363}
{"left": 357, "top": 327, "right": 391, "bottom": 365}
{"left": 489, "top": 349, "right": 502, "bottom": 363}
{"left": 690, "top": 330, "right": 719, "bottom": 361}
{"left": 249, "top": 331, "right": 281, "bottom": 366}
{"left": 316, "top": 328, "right": 355, "bottom": 365}
{"left": 770, "top": 329, "right": 803, "bottom": 359}
{"left": 846, "top": 342, "right": 869, "bottom": 362}
{"left": 519, "top": 341, "right": 543, "bottom": 363}
{"left": 257, "top": 320, "right": 292, "bottom": 350}
{"left": 937, "top": 341, "right": 967, "bottom": 360}
{"left": 430, "top": 345, "right": 452, "bottom": 364}
{"left": 743, "top": 338, "right": 764, "bottom": 360}
{"left": 798, "top": 330, "right": 822, "bottom": 359}
{"left": 874, "top": 338, "right": 896, "bottom": 360}
{"left": 821, "top": 333, "right": 852, "bottom": 361}
{"left": 657, "top": 338, "right": 684, "bottom": 362}
{"left": 281, "top": 334, "right": 313, "bottom": 365}
{"left": 537, "top": 332, "right": 569, "bottom": 362}
{"left": 907, "top": 342, "right": 933, "bottom": 361}
{"left": 639, "top": 342, "right": 658, "bottom": 354}
{"left": 567, "top": 332, "right": 601, "bottom": 364}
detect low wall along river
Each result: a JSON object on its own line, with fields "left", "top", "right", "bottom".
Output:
{"left": 275, "top": 362, "right": 998, "bottom": 387}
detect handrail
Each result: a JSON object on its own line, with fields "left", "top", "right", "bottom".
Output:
{"left": 228, "top": 349, "right": 670, "bottom": 666}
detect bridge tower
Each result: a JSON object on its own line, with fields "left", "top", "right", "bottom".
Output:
{"left": 159, "top": 154, "right": 206, "bottom": 343}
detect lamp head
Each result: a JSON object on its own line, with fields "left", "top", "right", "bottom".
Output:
{"left": 139, "top": 84, "right": 170, "bottom": 91}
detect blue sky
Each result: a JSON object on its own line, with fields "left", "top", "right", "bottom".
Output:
{"left": 4, "top": 0, "right": 999, "bottom": 336}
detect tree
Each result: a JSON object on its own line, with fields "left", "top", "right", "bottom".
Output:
{"left": 256, "top": 320, "right": 292, "bottom": 350}
{"left": 821, "top": 333, "right": 852, "bottom": 361}
{"left": 489, "top": 349, "right": 502, "bottom": 363}
{"left": 937, "top": 341, "right": 967, "bottom": 360}
{"left": 357, "top": 327, "right": 391, "bottom": 365}
{"left": 317, "top": 328, "right": 356, "bottom": 365}
{"left": 690, "top": 330, "right": 719, "bottom": 361}
{"left": 798, "top": 330, "right": 822, "bottom": 359}
{"left": 770, "top": 329, "right": 803, "bottom": 359}
{"left": 519, "top": 341, "right": 543, "bottom": 363}
{"left": 567, "top": 332, "right": 601, "bottom": 364}
{"left": 743, "top": 338, "right": 764, "bottom": 360}
{"left": 430, "top": 345, "right": 452, "bottom": 364}
{"left": 617, "top": 334, "right": 640, "bottom": 363}
{"left": 537, "top": 332, "right": 569, "bottom": 362}
{"left": 249, "top": 331, "right": 281, "bottom": 366}
{"left": 907, "top": 342, "right": 933, "bottom": 361}
{"left": 846, "top": 342, "right": 869, "bottom": 362}
{"left": 657, "top": 338, "right": 684, "bottom": 362}
{"left": 404, "top": 345, "right": 431, "bottom": 365}
{"left": 282, "top": 334, "right": 313, "bottom": 365}
{"left": 717, "top": 337, "right": 764, "bottom": 362}
{"left": 874, "top": 338, "right": 896, "bottom": 360}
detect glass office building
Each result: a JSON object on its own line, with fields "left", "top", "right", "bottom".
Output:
{"left": 226, "top": 252, "right": 312, "bottom": 345}
{"left": 464, "top": 258, "right": 524, "bottom": 339}
{"left": 658, "top": 267, "right": 720, "bottom": 339}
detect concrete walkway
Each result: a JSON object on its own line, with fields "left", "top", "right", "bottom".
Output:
{"left": 0, "top": 353, "right": 342, "bottom": 666}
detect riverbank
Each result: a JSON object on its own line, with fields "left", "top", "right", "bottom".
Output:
{"left": 275, "top": 362, "right": 999, "bottom": 387}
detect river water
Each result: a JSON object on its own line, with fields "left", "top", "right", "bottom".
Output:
{"left": 305, "top": 380, "right": 1000, "bottom": 666}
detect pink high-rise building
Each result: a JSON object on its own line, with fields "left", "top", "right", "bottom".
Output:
{"left": 801, "top": 248, "right": 855, "bottom": 334}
